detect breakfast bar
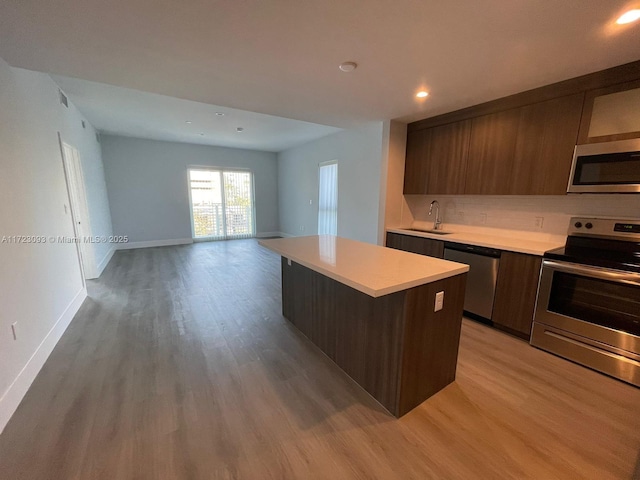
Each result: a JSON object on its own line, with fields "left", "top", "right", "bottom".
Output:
{"left": 259, "top": 235, "right": 469, "bottom": 417}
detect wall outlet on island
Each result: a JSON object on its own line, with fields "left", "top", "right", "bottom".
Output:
{"left": 434, "top": 291, "right": 444, "bottom": 312}
{"left": 535, "top": 216, "right": 544, "bottom": 229}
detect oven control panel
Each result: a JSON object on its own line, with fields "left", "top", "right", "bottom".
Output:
{"left": 614, "top": 223, "right": 640, "bottom": 234}
{"left": 569, "top": 217, "right": 640, "bottom": 240}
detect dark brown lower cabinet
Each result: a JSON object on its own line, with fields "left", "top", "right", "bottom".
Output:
{"left": 492, "top": 252, "right": 543, "bottom": 339}
{"left": 387, "top": 232, "right": 543, "bottom": 340}
{"left": 386, "top": 232, "right": 444, "bottom": 258}
{"left": 281, "top": 257, "right": 467, "bottom": 417}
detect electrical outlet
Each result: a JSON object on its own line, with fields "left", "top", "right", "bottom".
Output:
{"left": 11, "top": 322, "right": 17, "bottom": 341}
{"left": 434, "top": 291, "right": 444, "bottom": 312}
{"left": 299, "top": 225, "right": 305, "bottom": 232}
{"left": 479, "top": 213, "right": 487, "bottom": 225}
{"left": 535, "top": 216, "right": 544, "bottom": 229}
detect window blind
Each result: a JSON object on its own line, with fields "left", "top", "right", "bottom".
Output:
{"left": 318, "top": 162, "right": 338, "bottom": 235}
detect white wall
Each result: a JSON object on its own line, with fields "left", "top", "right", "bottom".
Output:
{"left": 0, "top": 60, "right": 112, "bottom": 433}
{"left": 75, "top": 134, "right": 115, "bottom": 275}
{"left": 277, "top": 122, "right": 386, "bottom": 244}
{"left": 100, "top": 135, "right": 279, "bottom": 245}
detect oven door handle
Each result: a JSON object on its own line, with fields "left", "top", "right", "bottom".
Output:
{"left": 542, "top": 260, "right": 640, "bottom": 287}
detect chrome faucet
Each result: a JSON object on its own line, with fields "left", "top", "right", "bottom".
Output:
{"left": 429, "top": 200, "right": 442, "bottom": 230}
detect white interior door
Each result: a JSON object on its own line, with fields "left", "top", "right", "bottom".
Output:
{"left": 59, "top": 136, "right": 97, "bottom": 280}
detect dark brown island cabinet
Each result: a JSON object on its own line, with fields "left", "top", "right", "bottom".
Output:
{"left": 259, "top": 236, "right": 469, "bottom": 417}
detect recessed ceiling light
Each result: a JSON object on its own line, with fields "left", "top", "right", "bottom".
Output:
{"left": 215, "top": 112, "right": 225, "bottom": 116}
{"left": 339, "top": 61, "right": 358, "bottom": 72}
{"left": 416, "top": 91, "right": 429, "bottom": 98}
{"left": 199, "top": 133, "right": 204, "bottom": 136}
{"left": 186, "top": 120, "right": 192, "bottom": 124}
{"left": 616, "top": 9, "right": 640, "bottom": 24}
{"left": 236, "top": 127, "right": 244, "bottom": 133}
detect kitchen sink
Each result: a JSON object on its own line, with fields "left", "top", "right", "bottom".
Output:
{"left": 407, "top": 228, "right": 452, "bottom": 235}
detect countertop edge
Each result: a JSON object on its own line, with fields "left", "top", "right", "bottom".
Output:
{"left": 386, "top": 228, "right": 563, "bottom": 256}
{"left": 259, "top": 239, "right": 469, "bottom": 298}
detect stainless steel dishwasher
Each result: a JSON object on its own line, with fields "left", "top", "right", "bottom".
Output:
{"left": 444, "top": 243, "right": 501, "bottom": 321}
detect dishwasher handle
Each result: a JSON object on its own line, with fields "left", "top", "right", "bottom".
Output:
{"left": 444, "top": 242, "right": 502, "bottom": 258}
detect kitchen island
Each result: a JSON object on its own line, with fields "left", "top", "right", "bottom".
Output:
{"left": 259, "top": 235, "right": 469, "bottom": 417}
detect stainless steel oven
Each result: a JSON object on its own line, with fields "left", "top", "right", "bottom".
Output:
{"left": 567, "top": 138, "right": 640, "bottom": 193}
{"left": 531, "top": 217, "right": 640, "bottom": 386}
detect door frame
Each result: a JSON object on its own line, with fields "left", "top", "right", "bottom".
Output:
{"left": 59, "top": 134, "right": 97, "bottom": 280}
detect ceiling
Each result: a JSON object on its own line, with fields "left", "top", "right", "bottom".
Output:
{"left": 1, "top": 0, "right": 639, "bottom": 150}
{"left": 51, "top": 75, "right": 341, "bottom": 152}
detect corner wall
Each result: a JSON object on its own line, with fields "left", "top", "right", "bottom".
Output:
{"left": 381, "top": 120, "right": 409, "bottom": 243}
{"left": 277, "top": 122, "right": 386, "bottom": 244}
{"left": 0, "top": 61, "right": 112, "bottom": 433}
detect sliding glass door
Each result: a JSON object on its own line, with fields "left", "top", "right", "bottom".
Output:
{"left": 188, "top": 168, "right": 255, "bottom": 240}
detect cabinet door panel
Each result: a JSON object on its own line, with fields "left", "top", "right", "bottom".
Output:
{"left": 578, "top": 79, "right": 640, "bottom": 144}
{"left": 492, "top": 252, "right": 542, "bottom": 339}
{"left": 511, "top": 94, "right": 583, "bottom": 195}
{"left": 426, "top": 120, "right": 471, "bottom": 194}
{"left": 465, "top": 109, "right": 520, "bottom": 194}
{"left": 386, "top": 233, "right": 444, "bottom": 258}
{"left": 403, "top": 129, "right": 431, "bottom": 194}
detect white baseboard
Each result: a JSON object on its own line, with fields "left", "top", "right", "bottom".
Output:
{"left": 256, "top": 231, "right": 282, "bottom": 238}
{"left": 117, "top": 238, "right": 193, "bottom": 250}
{"left": 96, "top": 246, "right": 115, "bottom": 276}
{"left": 277, "top": 232, "right": 296, "bottom": 238}
{"left": 0, "top": 286, "right": 87, "bottom": 434}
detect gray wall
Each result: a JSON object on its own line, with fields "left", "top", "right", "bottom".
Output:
{"left": 0, "top": 60, "right": 112, "bottom": 432}
{"left": 277, "top": 122, "right": 386, "bottom": 244}
{"left": 101, "top": 136, "right": 279, "bottom": 243}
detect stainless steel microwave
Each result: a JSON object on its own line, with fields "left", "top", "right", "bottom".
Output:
{"left": 567, "top": 138, "right": 640, "bottom": 193}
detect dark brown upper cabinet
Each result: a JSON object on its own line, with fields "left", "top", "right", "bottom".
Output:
{"left": 578, "top": 79, "right": 640, "bottom": 144}
{"left": 403, "top": 128, "right": 431, "bottom": 194}
{"left": 426, "top": 121, "right": 471, "bottom": 194}
{"left": 405, "top": 60, "right": 640, "bottom": 196}
{"left": 510, "top": 94, "right": 584, "bottom": 195}
{"left": 406, "top": 94, "right": 583, "bottom": 196}
{"left": 403, "top": 120, "right": 471, "bottom": 195}
{"left": 465, "top": 109, "right": 520, "bottom": 195}
{"left": 464, "top": 95, "right": 583, "bottom": 195}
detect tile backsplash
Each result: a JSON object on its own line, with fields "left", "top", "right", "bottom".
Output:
{"left": 404, "top": 194, "right": 640, "bottom": 238}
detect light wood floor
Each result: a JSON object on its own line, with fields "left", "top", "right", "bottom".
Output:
{"left": 0, "top": 240, "right": 639, "bottom": 479}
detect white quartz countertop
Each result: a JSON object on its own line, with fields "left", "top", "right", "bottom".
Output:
{"left": 259, "top": 235, "right": 469, "bottom": 298}
{"left": 386, "top": 228, "right": 565, "bottom": 256}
